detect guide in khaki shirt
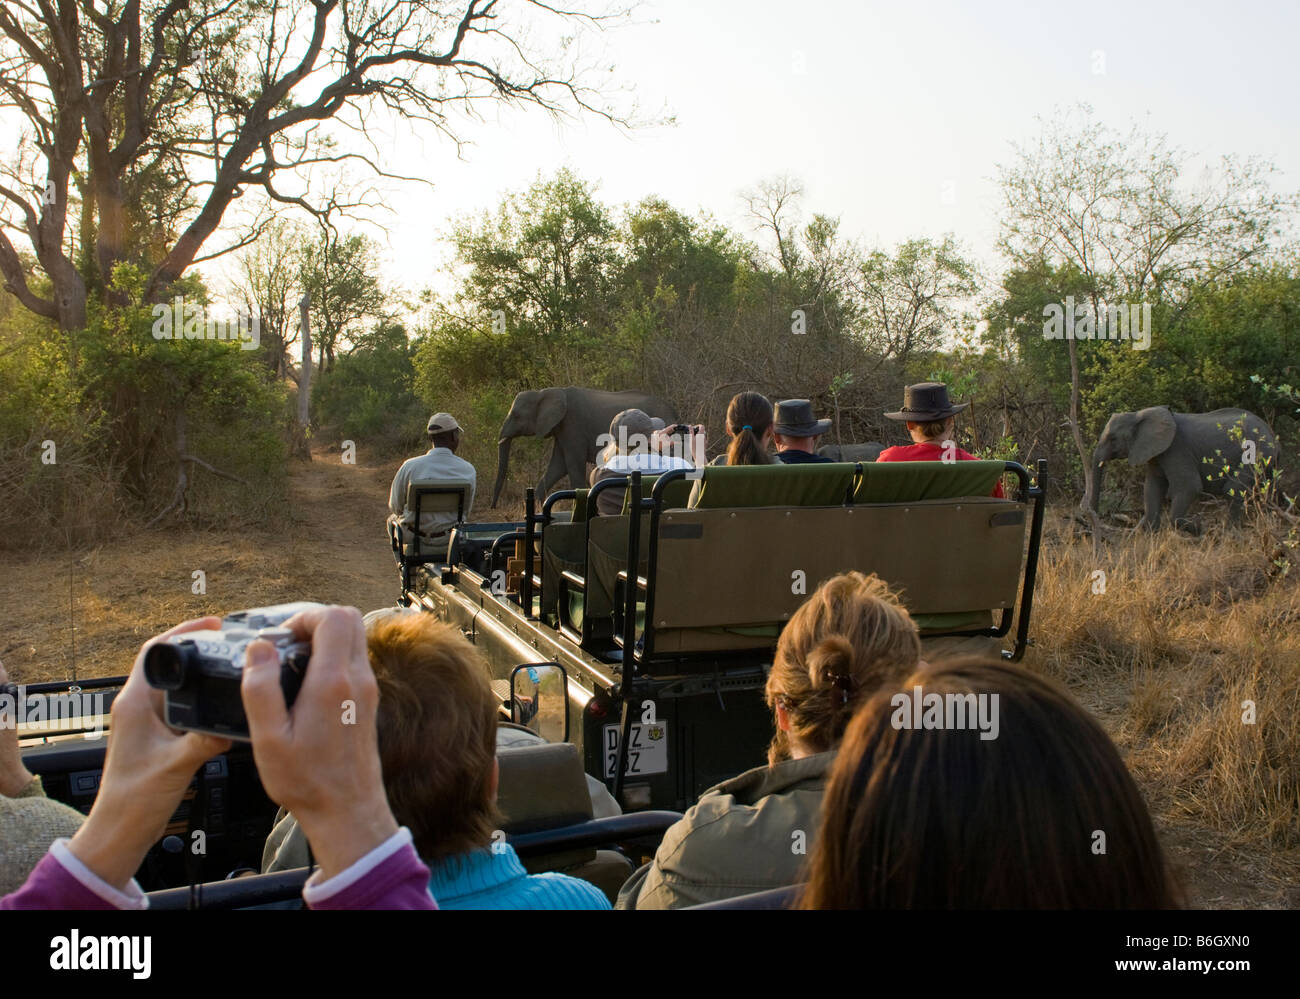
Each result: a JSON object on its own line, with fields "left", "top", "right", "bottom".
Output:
{"left": 388, "top": 412, "right": 477, "bottom": 542}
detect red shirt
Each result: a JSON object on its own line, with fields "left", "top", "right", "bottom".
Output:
{"left": 876, "top": 441, "right": 1006, "bottom": 498}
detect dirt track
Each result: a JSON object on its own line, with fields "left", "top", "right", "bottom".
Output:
{"left": 0, "top": 448, "right": 400, "bottom": 683}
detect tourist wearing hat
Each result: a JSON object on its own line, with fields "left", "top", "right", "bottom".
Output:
{"left": 387, "top": 411, "right": 478, "bottom": 550}
{"left": 878, "top": 383, "right": 1004, "bottom": 497}
{"left": 772, "top": 399, "right": 833, "bottom": 464}
{"left": 590, "top": 409, "right": 702, "bottom": 517}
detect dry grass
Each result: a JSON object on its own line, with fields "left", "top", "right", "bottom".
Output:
{"left": 1025, "top": 510, "right": 1300, "bottom": 850}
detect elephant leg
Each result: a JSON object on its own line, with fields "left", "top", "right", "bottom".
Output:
{"left": 1141, "top": 467, "right": 1167, "bottom": 530}
{"left": 1165, "top": 460, "right": 1202, "bottom": 533}
{"left": 560, "top": 434, "right": 588, "bottom": 493}
{"left": 536, "top": 443, "right": 568, "bottom": 498}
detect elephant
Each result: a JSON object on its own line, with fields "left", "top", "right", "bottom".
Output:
{"left": 491, "top": 387, "right": 677, "bottom": 507}
{"left": 817, "top": 442, "right": 886, "bottom": 463}
{"left": 1087, "top": 406, "right": 1278, "bottom": 530}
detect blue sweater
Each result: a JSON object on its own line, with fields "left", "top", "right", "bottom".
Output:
{"left": 427, "top": 844, "right": 610, "bottom": 910}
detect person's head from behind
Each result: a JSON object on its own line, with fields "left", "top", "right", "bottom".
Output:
{"left": 765, "top": 572, "right": 921, "bottom": 765}
{"left": 365, "top": 611, "right": 500, "bottom": 863}
{"left": 801, "top": 658, "right": 1181, "bottom": 909}
{"left": 772, "top": 399, "right": 831, "bottom": 455}
{"left": 725, "top": 392, "right": 774, "bottom": 466}
{"left": 600, "top": 408, "right": 656, "bottom": 465}
{"left": 907, "top": 415, "right": 954, "bottom": 444}
{"left": 427, "top": 412, "right": 463, "bottom": 454}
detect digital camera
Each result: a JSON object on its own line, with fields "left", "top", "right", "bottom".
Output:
{"left": 143, "top": 602, "right": 321, "bottom": 740}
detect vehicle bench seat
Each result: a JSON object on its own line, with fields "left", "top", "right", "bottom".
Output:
{"left": 629, "top": 461, "right": 1024, "bottom": 658}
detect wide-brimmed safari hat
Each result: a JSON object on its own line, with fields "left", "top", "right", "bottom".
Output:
{"left": 773, "top": 399, "right": 832, "bottom": 437}
{"left": 427, "top": 412, "right": 462, "bottom": 434}
{"left": 884, "top": 383, "right": 969, "bottom": 422}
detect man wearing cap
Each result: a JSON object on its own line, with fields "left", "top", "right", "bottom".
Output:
{"left": 590, "top": 409, "right": 700, "bottom": 517}
{"left": 772, "top": 399, "right": 833, "bottom": 464}
{"left": 878, "top": 383, "right": 1004, "bottom": 498}
{"left": 387, "top": 412, "right": 477, "bottom": 549}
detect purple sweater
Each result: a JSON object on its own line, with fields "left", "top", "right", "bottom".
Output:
{"left": 1, "top": 831, "right": 436, "bottom": 910}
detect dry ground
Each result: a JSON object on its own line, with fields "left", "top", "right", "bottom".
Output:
{"left": 1, "top": 449, "right": 1297, "bottom": 908}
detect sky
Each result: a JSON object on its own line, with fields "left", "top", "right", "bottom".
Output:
{"left": 303, "top": 0, "right": 1298, "bottom": 307}
{"left": 8, "top": 0, "right": 1296, "bottom": 308}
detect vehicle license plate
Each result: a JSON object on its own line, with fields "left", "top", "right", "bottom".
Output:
{"left": 602, "top": 721, "right": 669, "bottom": 778}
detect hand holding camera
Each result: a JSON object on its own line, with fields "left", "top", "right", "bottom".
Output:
{"left": 69, "top": 603, "right": 399, "bottom": 892}
{"left": 652, "top": 423, "right": 706, "bottom": 462}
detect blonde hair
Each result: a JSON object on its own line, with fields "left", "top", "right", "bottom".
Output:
{"left": 765, "top": 572, "right": 921, "bottom": 765}
{"left": 367, "top": 613, "right": 501, "bottom": 862}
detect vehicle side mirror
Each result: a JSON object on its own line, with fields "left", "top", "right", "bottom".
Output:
{"left": 510, "top": 662, "right": 568, "bottom": 743}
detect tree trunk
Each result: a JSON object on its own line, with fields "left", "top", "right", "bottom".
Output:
{"left": 297, "top": 294, "right": 313, "bottom": 460}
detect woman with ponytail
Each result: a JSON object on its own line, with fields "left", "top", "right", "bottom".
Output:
{"left": 688, "top": 392, "right": 776, "bottom": 505}
{"left": 718, "top": 392, "right": 776, "bottom": 467}
{"left": 615, "top": 572, "right": 920, "bottom": 909}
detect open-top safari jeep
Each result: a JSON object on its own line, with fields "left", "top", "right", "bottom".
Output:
{"left": 400, "top": 458, "right": 1048, "bottom": 812}
{"left": 16, "top": 457, "right": 1045, "bottom": 906}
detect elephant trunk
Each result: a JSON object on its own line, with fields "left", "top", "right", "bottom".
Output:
{"left": 1086, "top": 454, "right": 1106, "bottom": 514}
{"left": 491, "top": 437, "right": 512, "bottom": 508}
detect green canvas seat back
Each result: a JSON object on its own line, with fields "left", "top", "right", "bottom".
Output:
{"left": 620, "top": 474, "right": 694, "bottom": 513}
{"left": 541, "top": 521, "right": 586, "bottom": 620}
{"left": 642, "top": 496, "right": 1026, "bottom": 657}
{"left": 690, "top": 463, "right": 857, "bottom": 509}
{"left": 538, "top": 488, "right": 589, "bottom": 619}
{"left": 397, "top": 479, "right": 472, "bottom": 558}
{"left": 852, "top": 460, "right": 1005, "bottom": 503}
{"left": 571, "top": 512, "right": 652, "bottom": 641}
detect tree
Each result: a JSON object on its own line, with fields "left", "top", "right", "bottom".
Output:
{"left": 297, "top": 230, "right": 389, "bottom": 373}
{"left": 234, "top": 218, "right": 305, "bottom": 382}
{"left": 852, "top": 236, "right": 979, "bottom": 363}
{"left": 996, "top": 104, "right": 1298, "bottom": 515}
{"left": 0, "top": 1, "right": 634, "bottom": 331}
{"left": 428, "top": 168, "right": 620, "bottom": 386}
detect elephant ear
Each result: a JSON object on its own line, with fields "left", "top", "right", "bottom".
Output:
{"left": 1129, "top": 406, "right": 1177, "bottom": 466}
{"left": 535, "top": 388, "right": 568, "bottom": 438}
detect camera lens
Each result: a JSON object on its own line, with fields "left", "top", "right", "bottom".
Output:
{"left": 144, "top": 642, "right": 193, "bottom": 690}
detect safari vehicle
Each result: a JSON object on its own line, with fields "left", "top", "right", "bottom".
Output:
{"left": 399, "top": 458, "right": 1049, "bottom": 812}
{"left": 14, "top": 457, "right": 1045, "bottom": 906}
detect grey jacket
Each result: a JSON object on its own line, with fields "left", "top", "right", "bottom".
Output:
{"left": 615, "top": 751, "right": 834, "bottom": 909}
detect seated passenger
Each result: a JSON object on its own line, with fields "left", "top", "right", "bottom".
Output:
{"left": 772, "top": 399, "right": 833, "bottom": 464}
{"left": 387, "top": 412, "right": 476, "bottom": 551}
{"left": 711, "top": 391, "right": 776, "bottom": 467}
{"left": 264, "top": 611, "right": 610, "bottom": 909}
{"left": 687, "top": 392, "right": 775, "bottom": 504}
{"left": 800, "top": 658, "right": 1181, "bottom": 908}
{"left": 615, "top": 572, "right": 921, "bottom": 909}
{"left": 0, "top": 662, "right": 86, "bottom": 895}
{"left": 877, "top": 383, "right": 1005, "bottom": 498}
{"left": 589, "top": 408, "right": 699, "bottom": 516}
